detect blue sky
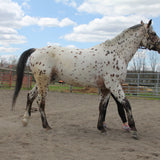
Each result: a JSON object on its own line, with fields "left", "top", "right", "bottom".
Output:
{"left": 0, "top": 0, "right": 160, "bottom": 68}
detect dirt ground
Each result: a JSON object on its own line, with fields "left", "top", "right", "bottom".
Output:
{"left": 0, "top": 89, "right": 160, "bottom": 160}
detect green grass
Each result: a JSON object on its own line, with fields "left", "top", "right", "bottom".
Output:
{"left": 126, "top": 93, "right": 160, "bottom": 100}
{"left": 48, "top": 83, "right": 84, "bottom": 92}
{"left": 1, "top": 82, "right": 160, "bottom": 100}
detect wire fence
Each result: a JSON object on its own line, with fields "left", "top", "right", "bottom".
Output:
{"left": 0, "top": 67, "right": 160, "bottom": 98}
{"left": 123, "top": 72, "right": 160, "bottom": 98}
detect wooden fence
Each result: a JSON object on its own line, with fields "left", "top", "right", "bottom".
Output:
{"left": 0, "top": 67, "right": 32, "bottom": 89}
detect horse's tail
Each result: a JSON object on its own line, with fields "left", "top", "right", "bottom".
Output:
{"left": 12, "top": 48, "right": 36, "bottom": 110}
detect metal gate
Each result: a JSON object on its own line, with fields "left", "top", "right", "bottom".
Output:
{"left": 123, "top": 72, "right": 160, "bottom": 98}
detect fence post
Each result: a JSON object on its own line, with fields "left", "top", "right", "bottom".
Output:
{"left": 27, "top": 72, "right": 30, "bottom": 89}
{"left": 70, "top": 85, "right": 72, "bottom": 93}
{"left": 137, "top": 73, "right": 140, "bottom": 96}
{"left": 30, "top": 76, "right": 32, "bottom": 88}
{"left": 1, "top": 72, "right": 3, "bottom": 87}
{"left": 9, "top": 65, "right": 12, "bottom": 87}
{"left": 156, "top": 73, "right": 159, "bottom": 96}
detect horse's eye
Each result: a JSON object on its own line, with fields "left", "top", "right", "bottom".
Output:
{"left": 151, "top": 32, "right": 156, "bottom": 36}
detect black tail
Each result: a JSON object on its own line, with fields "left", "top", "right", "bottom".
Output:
{"left": 12, "top": 48, "right": 36, "bottom": 109}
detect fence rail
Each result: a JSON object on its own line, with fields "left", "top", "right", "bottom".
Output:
{"left": 0, "top": 67, "right": 160, "bottom": 98}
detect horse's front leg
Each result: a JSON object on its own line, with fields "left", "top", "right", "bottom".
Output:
{"left": 109, "top": 83, "right": 138, "bottom": 139}
{"left": 111, "top": 94, "right": 130, "bottom": 131}
{"left": 97, "top": 88, "right": 110, "bottom": 132}
{"left": 22, "top": 85, "right": 38, "bottom": 126}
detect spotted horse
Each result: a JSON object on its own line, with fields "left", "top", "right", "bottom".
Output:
{"left": 12, "top": 20, "right": 160, "bottom": 139}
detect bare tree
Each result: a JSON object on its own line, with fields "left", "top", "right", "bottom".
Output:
{"left": 129, "top": 50, "right": 146, "bottom": 72}
{"left": 148, "top": 52, "right": 159, "bottom": 72}
{"left": 9, "top": 56, "right": 17, "bottom": 65}
{"left": 0, "top": 57, "right": 7, "bottom": 67}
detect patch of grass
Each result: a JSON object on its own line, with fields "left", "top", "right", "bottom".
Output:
{"left": 126, "top": 93, "right": 160, "bottom": 100}
{"left": 1, "top": 82, "right": 160, "bottom": 100}
{"left": 49, "top": 83, "right": 84, "bottom": 93}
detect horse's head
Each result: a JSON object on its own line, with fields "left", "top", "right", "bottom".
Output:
{"left": 140, "top": 19, "right": 160, "bottom": 53}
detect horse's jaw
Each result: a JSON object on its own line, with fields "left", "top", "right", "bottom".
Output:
{"left": 156, "top": 42, "right": 160, "bottom": 53}
{"left": 151, "top": 41, "right": 160, "bottom": 53}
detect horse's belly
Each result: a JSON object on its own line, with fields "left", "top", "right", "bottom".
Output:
{"left": 58, "top": 72, "right": 97, "bottom": 87}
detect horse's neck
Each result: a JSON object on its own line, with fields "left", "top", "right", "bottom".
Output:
{"left": 104, "top": 28, "right": 144, "bottom": 65}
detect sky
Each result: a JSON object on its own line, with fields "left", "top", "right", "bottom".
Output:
{"left": 0, "top": 0, "right": 160, "bottom": 67}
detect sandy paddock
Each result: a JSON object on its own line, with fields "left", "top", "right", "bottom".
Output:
{"left": 0, "top": 89, "right": 160, "bottom": 160}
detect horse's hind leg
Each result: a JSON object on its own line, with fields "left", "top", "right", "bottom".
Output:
{"left": 37, "top": 91, "right": 51, "bottom": 129}
{"left": 36, "top": 76, "right": 51, "bottom": 129}
{"left": 22, "top": 85, "right": 38, "bottom": 126}
{"left": 97, "top": 88, "right": 110, "bottom": 132}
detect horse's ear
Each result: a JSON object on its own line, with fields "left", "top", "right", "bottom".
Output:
{"left": 141, "top": 20, "right": 144, "bottom": 25}
{"left": 147, "top": 19, "right": 152, "bottom": 28}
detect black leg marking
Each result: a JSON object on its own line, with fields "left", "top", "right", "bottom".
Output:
{"left": 26, "top": 85, "right": 38, "bottom": 116}
{"left": 123, "top": 98, "right": 137, "bottom": 131}
{"left": 37, "top": 95, "right": 51, "bottom": 129}
{"left": 97, "top": 89, "right": 110, "bottom": 132}
{"left": 111, "top": 94, "right": 127, "bottom": 124}
{"left": 111, "top": 94, "right": 136, "bottom": 131}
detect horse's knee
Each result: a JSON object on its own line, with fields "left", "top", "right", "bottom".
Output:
{"left": 28, "top": 85, "right": 38, "bottom": 101}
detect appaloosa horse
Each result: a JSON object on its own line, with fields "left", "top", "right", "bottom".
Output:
{"left": 12, "top": 20, "right": 160, "bottom": 139}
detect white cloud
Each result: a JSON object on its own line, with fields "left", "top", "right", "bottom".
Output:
{"left": 63, "top": 0, "right": 160, "bottom": 43}
{"left": 54, "top": 0, "right": 77, "bottom": 8}
{"left": 59, "top": 18, "right": 76, "bottom": 27}
{"left": 38, "top": 18, "right": 59, "bottom": 27}
{"left": 62, "top": 0, "right": 160, "bottom": 43}
{"left": 0, "top": 0, "right": 76, "bottom": 53}
{"left": 78, "top": 0, "right": 160, "bottom": 17}
{"left": 66, "top": 44, "right": 77, "bottom": 48}
{"left": 19, "top": 16, "right": 38, "bottom": 27}
{"left": 47, "top": 42, "right": 77, "bottom": 48}
{"left": 37, "top": 17, "right": 76, "bottom": 28}
{"left": 22, "top": 1, "right": 31, "bottom": 10}
{"left": 0, "top": 27, "right": 26, "bottom": 46}
{"left": 0, "top": 0, "right": 26, "bottom": 50}
{"left": 0, "top": 0, "right": 24, "bottom": 28}
{"left": 64, "top": 15, "right": 148, "bottom": 42}
{"left": 1, "top": 0, "right": 160, "bottom": 54}
{"left": 18, "top": 16, "right": 76, "bottom": 28}
{"left": 47, "top": 42, "right": 61, "bottom": 46}
{"left": 0, "top": 47, "right": 19, "bottom": 53}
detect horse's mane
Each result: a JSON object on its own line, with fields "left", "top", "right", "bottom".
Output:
{"left": 104, "top": 23, "right": 143, "bottom": 46}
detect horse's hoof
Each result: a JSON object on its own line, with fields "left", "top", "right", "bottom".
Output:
{"left": 22, "top": 118, "right": 28, "bottom": 127}
{"left": 100, "top": 127, "right": 107, "bottom": 133}
{"left": 131, "top": 131, "right": 139, "bottom": 140}
{"left": 101, "top": 129, "right": 107, "bottom": 134}
{"left": 97, "top": 125, "right": 107, "bottom": 133}
{"left": 43, "top": 124, "right": 52, "bottom": 130}
{"left": 46, "top": 126, "right": 52, "bottom": 130}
